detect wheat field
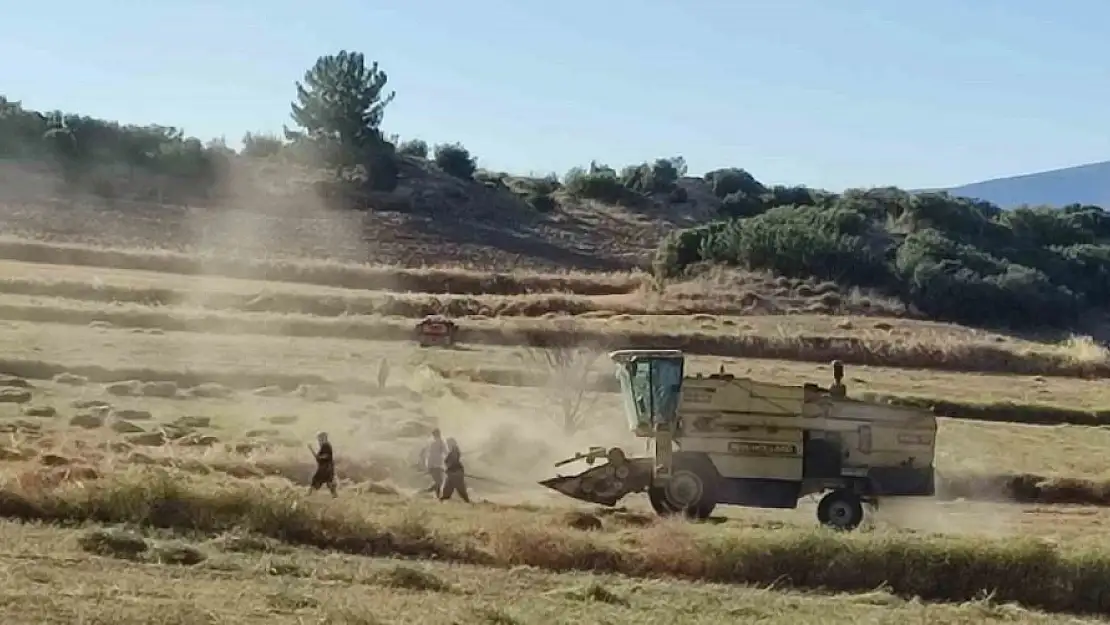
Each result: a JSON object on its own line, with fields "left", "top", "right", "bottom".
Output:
{"left": 0, "top": 234, "right": 1108, "bottom": 623}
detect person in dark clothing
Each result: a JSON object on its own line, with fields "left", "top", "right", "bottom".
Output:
{"left": 438, "top": 437, "right": 470, "bottom": 503}
{"left": 308, "top": 432, "right": 337, "bottom": 497}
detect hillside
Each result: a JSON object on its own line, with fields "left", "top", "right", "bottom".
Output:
{"left": 658, "top": 188, "right": 1110, "bottom": 333}
{"left": 0, "top": 157, "right": 715, "bottom": 273}
{"left": 2, "top": 44, "right": 1109, "bottom": 337}
{"left": 945, "top": 160, "right": 1110, "bottom": 208}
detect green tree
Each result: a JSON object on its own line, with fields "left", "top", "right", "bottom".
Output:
{"left": 285, "top": 50, "right": 395, "bottom": 172}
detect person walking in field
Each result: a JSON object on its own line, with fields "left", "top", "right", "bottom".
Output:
{"left": 438, "top": 437, "right": 470, "bottom": 503}
{"left": 308, "top": 432, "right": 338, "bottom": 497}
{"left": 377, "top": 357, "right": 390, "bottom": 389}
{"left": 421, "top": 428, "right": 447, "bottom": 495}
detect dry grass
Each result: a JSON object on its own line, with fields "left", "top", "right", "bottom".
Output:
{"left": 0, "top": 293, "right": 1105, "bottom": 379}
{"left": 0, "top": 255, "right": 909, "bottom": 318}
{"left": 0, "top": 270, "right": 890, "bottom": 319}
{"left": 0, "top": 258, "right": 1072, "bottom": 356}
{"left": 0, "top": 235, "right": 645, "bottom": 296}
{"left": 0, "top": 313, "right": 1105, "bottom": 428}
{"left": 1, "top": 468, "right": 1110, "bottom": 617}
{"left": 0, "top": 362, "right": 1108, "bottom": 620}
{"left": 0, "top": 522, "right": 1086, "bottom": 624}
{"left": 0, "top": 366, "right": 1108, "bottom": 508}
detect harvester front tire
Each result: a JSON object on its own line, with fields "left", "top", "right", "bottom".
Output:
{"left": 817, "top": 489, "right": 864, "bottom": 531}
{"left": 648, "top": 486, "right": 677, "bottom": 515}
{"left": 651, "top": 457, "right": 717, "bottom": 521}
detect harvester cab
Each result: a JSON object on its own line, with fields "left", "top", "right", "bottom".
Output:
{"left": 540, "top": 349, "right": 937, "bottom": 530}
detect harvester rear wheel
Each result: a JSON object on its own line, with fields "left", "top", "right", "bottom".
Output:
{"left": 817, "top": 489, "right": 864, "bottom": 531}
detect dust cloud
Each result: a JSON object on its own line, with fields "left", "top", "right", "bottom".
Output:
{"left": 168, "top": 156, "right": 369, "bottom": 442}
{"left": 158, "top": 156, "right": 635, "bottom": 503}
{"left": 870, "top": 418, "right": 1020, "bottom": 538}
{"left": 396, "top": 349, "right": 639, "bottom": 502}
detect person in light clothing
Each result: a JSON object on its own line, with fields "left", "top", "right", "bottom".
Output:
{"left": 421, "top": 428, "right": 446, "bottom": 494}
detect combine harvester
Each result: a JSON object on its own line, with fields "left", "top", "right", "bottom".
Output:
{"left": 540, "top": 350, "right": 938, "bottom": 530}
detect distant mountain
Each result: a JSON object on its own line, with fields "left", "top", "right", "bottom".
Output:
{"left": 942, "top": 160, "right": 1110, "bottom": 209}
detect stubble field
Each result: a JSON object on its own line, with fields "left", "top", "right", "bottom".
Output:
{"left": 0, "top": 233, "right": 1108, "bottom": 623}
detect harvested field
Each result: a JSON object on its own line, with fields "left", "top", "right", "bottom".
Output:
{"left": 0, "top": 318, "right": 1106, "bottom": 421}
{"left": 1, "top": 234, "right": 1110, "bottom": 621}
{"left": 0, "top": 236, "right": 646, "bottom": 296}
{"left": 0, "top": 258, "right": 907, "bottom": 318}
{"left": 0, "top": 237, "right": 911, "bottom": 315}
{"left": 0, "top": 364, "right": 1104, "bottom": 507}
{"left": 0, "top": 290, "right": 1104, "bottom": 379}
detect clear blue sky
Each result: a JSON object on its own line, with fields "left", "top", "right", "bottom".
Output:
{"left": 3, "top": 0, "right": 1108, "bottom": 191}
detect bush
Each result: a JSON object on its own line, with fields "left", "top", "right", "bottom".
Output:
{"left": 894, "top": 230, "right": 1079, "bottom": 327}
{"left": 705, "top": 167, "right": 765, "bottom": 199}
{"left": 621, "top": 157, "right": 686, "bottom": 195}
{"left": 564, "top": 164, "right": 638, "bottom": 205}
{"left": 561, "top": 158, "right": 688, "bottom": 206}
{"left": 512, "top": 175, "right": 561, "bottom": 197}
{"left": 475, "top": 170, "right": 509, "bottom": 191}
{"left": 433, "top": 142, "right": 477, "bottom": 180}
{"left": 0, "top": 98, "right": 232, "bottom": 203}
{"left": 718, "top": 191, "right": 765, "bottom": 218}
{"left": 696, "top": 205, "right": 893, "bottom": 288}
{"left": 654, "top": 167, "right": 1110, "bottom": 330}
{"left": 397, "top": 138, "right": 429, "bottom": 159}
{"left": 240, "top": 132, "right": 284, "bottom": 159}
{"left": 526, "top": 193, "right": 557, "bottom": 213}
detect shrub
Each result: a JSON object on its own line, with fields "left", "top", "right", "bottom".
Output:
{"left": 526, "top": 193, "right": 557, "bottom": 213}
{"left": 621, "top": 157, "right": 686, "bottom": 195}
{"left": 433, "top": 142, "right": 477, "bottom": 180}
{"left": 397, "top": 138, "right": 429, "bottom": 159}
{"left": 512, "top": 175, "right": 561, "bottom": 197}
{"left": 564, "top": 164, "right": 639, "bottom": 205}
{"left": 241, "top": 132, "right": 284, "bottom": 159}
{"left": 654, "top": 167, "right": 1110, "bottom": 330}
{"left": 474, "top": 170, "right": 509, "bottom": 191}
{"left": 705, "top": 167, "right": 765, "bottom": 199}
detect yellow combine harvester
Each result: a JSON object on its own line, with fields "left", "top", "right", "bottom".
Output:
{"left": 540, "top": 349, "right": 937, "bottom": 530}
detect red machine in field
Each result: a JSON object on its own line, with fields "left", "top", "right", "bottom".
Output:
{"left": 414, "top": 315, "right": 458, "bottom": 348}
